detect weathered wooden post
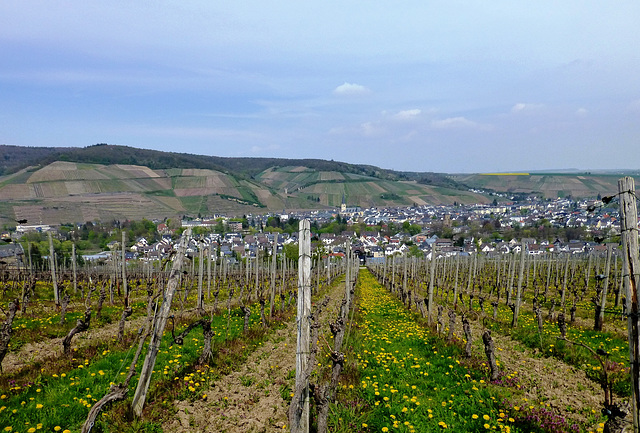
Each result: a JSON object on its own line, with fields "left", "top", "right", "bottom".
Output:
{"left": 270, "top": 233, "right": 278, "bottom": 317}
{"left": 48, "top": 231, "right": 60, "bottom": 306}
{"left": 346, "top": 240, "right": 351, "bottom": 307}
{"left": 131, "top": 228, "right": 191, "bottom": 417}
{"left": 402, "top": 250, "right": 408, "bottom": 305}
{"left": 122, "top": 231, "right": 128, "bottom": 305}
{"left": 197, "top": 240, "right": 204, "bottom": 313}
{"left": 72, "top": 243, "right": 78, "bottom": 294}
{"left": 453, "top": 253, "right": 460, "bottom": 308}
{"left": 561, "top": 253, "right": 570, "bottom": 311}
{"left": 428, "top": 249, "right": 436, "bottom": 324}
{"left": 596, "top": 244, "right": 613, "bottom": 331}
{"left": 512, "top": 242, "right": 527, "bottom": 327}
{"left": 619, "top": 176, "right": 640, "bottom": 432}
{"left": 291, "top": 219, "right": 311, "bottom": 433}
{"left": 207, "top": 246, "right": 212, "bottom": 299}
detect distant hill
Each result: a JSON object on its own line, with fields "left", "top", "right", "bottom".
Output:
{"left": 451, "top": 172, "right": 633, "bottom": 199}
{"left": 0, "top": 144, "right": 488, "bottom": 225}
{"left": 0, "top": 144, "right": 74, "bottom": 176}
{"left": 1, "top": 144, "right": 635, "bottom": 226}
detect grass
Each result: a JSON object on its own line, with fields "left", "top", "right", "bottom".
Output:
{"left": 327, "top": 269, "right": 584, "bottom": 433}
{"left": 0, "top": 269, "right": 338, "bottom": 433}
{"left": 459, "top": 294, "right": 632, "bottom": 398}
{"left": 0, "top": 298, "right": 276, "bottom": 432}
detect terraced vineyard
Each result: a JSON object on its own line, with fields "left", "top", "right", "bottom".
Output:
{"left": 0, "top": 156, "right": 491, "bottom": 224}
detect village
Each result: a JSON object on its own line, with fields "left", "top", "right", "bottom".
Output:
{"left": 118, "top": 195, "right": 621, "bottom": 264}
{"left": 0, "top": 194, "right": 621, "bottom": 268}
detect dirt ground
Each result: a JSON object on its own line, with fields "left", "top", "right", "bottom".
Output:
{"left": 458, "top": 312, "right": 626, "bottom": 431}
{"left": 2, "top": 314, "right": 149, "bottom": 374}
{"left": 163, "top": 282, "right": 349, "bottom": 433}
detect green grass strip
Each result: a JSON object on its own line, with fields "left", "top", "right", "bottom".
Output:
{"left": 332, "top": 270, "right": 580, "bottom": 433}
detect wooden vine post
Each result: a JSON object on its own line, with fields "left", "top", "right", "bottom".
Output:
{"left": 345, "top": 240, "right": 351, "bottom": 309}
{"left": 131, "top": 228, "right": 191, "bottom": 417}
{"left": 619, "top": 176, "right": 640, "bottom": 432}
{"left": 596, "top": 244, "right": 613, "bottom": 331}
{"left": 292, "top": 219, "right": 311, "bottom": 433}
{"left": 270, "top": 233, "right": 278, "bottom": 317}
{"left": 72, "top": 243, "right": 77, "bottom": 294}
{"left": 428, "top": 249, "right": 436, "bottom": 324}
{"left": 48, "top": 231, "right": 60, "bottom": 306}
{"left": 122, "top": 231, "right": 128, "bottom": 305}
{"left": 512, "top": 241, "right": 527, "bottom": 327}
{"left": 197, "top": 240, "right": 204, "bottom": 313}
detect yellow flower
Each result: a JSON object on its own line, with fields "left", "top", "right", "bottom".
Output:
{"left": 28, "top": 429, "right": 36, "bottom": 433}
{"left": 382, "top": 428, "right": 389, "bottom": 433}
{"left": 472, "top": 414, "right": 479, "bottom": 419}
{"left": 484, "top": 424, "right": 490, "bottom": 429}
{"left": 362, "top": 423, "right": 368, "bottom": 428}
{"left": 483, "top": 414, "right": 490, "bottom": 421}
{"left": 54, "top": 428, "right": 61, "bottom": 432}
{"left": 36, "top": 404, "right": 43, "bottom": 409}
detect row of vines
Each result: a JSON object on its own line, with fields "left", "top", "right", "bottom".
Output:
{"left": 0, "top": 229, "right": 349, "bottom": 433}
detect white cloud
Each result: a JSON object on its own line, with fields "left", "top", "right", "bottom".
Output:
{"left": 431, "top": 116, "right": 478, "bottom": 129}
{"left": 511, "top": 102, "right": 544, "bottom": 113}
{"left": 360, "top": 121, "right": 383, "bottom": 137}
{"left": 393, "top": 109, "right": 421, "bottom": 120}
{"left": 576, "top": 107, "right": 588, "bottom": 116}
{"left": 333, "top": 82, "right": 371, "bottom": 96}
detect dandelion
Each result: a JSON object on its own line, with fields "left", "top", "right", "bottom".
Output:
{"left": 36, "top": 404, "right": 43, "bottom": 409}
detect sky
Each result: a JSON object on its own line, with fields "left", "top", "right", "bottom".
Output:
{"left": 1, "top": 1, "right": 640, "bottom": 173}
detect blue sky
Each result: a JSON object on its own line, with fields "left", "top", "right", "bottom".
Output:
{"left": 1, "top": 1, "right": 639, "bottom": 173}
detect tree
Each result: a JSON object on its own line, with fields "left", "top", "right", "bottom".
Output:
{"left": 407, "top": 245, "right": 424, "bottom": 258}
{"left": 283, "top": 243, "right": 299, "bottom": 263}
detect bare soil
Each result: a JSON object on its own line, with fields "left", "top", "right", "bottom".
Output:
{"left": 458, "top": 314, "right": 624, "bottom": 431}
{"left": 163, "top": 282, "right": 348, "bottom": 433}
{"left": 2, "top": 314, "right": 149, "bottom": 374}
